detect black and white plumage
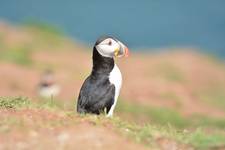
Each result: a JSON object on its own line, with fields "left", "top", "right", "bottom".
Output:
{"left": 38, "top": 70, "right": 60, "bottom": 98}
{"left": 77, "top": 36, "right": 129, "bottom": 117}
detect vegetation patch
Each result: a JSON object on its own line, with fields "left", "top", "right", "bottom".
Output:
{"left": 117, "top": 100, "right": 225, "bottom": 129}
{"left": 159, "top": 91, "right": 182, "bottom": 107}
{"left": 191, "top": 115, "right": 225, "bottom": 129}
{"left": 110, "top": 117, "right": 225, "bottom": 150}
{"left": 196, "top": 87, "right": 225, "bottom": 110}
{"left": 117, "top": 100, "right": 189, "bottom": 128}
{"left": 23, "top": 20, "right": 64, "bottom": 37}
{"left": 23, "top": 20, "right": 66, "bottom": 47}
{"left": 0, "top": 97, "right": 31, "bottom": 109}
{"left": 36, "top": 97, "right": 70, "bottom": 110}
{"left": 0, "top": 47, "right": 32, "bottom": 65}
{"left": 156, "top": 62, "right": 185, "bottom": 82}
{"left": 185, "top": 129, "right": 225, "bottom": 149}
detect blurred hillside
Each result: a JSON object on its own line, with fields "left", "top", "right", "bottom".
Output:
{"left": 0, "top": 21, "right": 225, "bottom": 149}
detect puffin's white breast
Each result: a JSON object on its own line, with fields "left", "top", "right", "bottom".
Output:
{"left": 109, "top": 64, "right": 122, "bottom": 96}
{"left": 107, "top": 64, "right": 122, "bottom": 117}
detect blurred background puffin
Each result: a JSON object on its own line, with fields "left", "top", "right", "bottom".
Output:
{"left": 77, "top": 36, "right": 129, "bottom": 117}
{"left": 38, "top": 70, "right": 60, "bottom": 98}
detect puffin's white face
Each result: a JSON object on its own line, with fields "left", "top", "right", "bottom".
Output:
{"left": 95, "top": 37, "right": 129, "bottom": 58}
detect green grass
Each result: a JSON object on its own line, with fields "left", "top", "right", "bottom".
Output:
{"left": 0, "top": 33, "right": 3, "bottom": 48}
{"left": 204, "top": 53, "right": 225, "bottom": 69}
{"left": 159, "top": 91, "right": 182, "bottom": 107}
{"left": 23, "top": 20, "right": 64, "bottom": 37}
{"left": 75, "top": 115, "right": 225, "bottom": 149}
{"left": 191, "top": 115, "right": 225, "bottom": 129}
{"left": 0, "top": 47, "right": 32, "bottom": 65}
{"left": 156, "top": 62, "right": 186, "bottom": 82}
{"left": 117, "top": 100, "right": 189, "bottom": 128}
{"left": 23, "top": 20, "right": 66, "bottom": 47}
{"left": 36, "top": 97, "right": 74, "bottom": 111}
{"left": 186, "top": 128, "right": 225, "bottom": 149}
{"left": 0, "top": 21, "right": 77, "bottom": 68}
{"left": 196, "top": 87, "right": 225, "bottom": 110}
{"left": 0, "top": 96, "right": 65, "bottom": 110}
{"left": 117, "top": 100, "right": 225, "bottom": 130}
{"left": 0, "top": 97, "right": 31, "bottom": 109}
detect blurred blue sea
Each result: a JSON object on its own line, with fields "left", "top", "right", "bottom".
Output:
{"left": 1, "top": 0, "right": 225, "bottom": 56}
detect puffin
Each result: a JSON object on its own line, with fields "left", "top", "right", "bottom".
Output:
{"left": 77, "top": 36, "right": 129, "bottom": 117}
{"left": 38, "top": 70, "right": 60, "bottom": 98}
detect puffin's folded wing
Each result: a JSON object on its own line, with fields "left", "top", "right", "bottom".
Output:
{"left": 77, "top": 76, "right": 115, "bottom": 114}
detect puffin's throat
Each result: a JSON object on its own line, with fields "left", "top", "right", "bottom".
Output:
{"left": 91, "top": 47, "right": 114, "bottom": 75}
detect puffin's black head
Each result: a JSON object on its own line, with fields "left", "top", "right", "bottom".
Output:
{"left": 94, "top": 36, "right": 129, "bottom": 58}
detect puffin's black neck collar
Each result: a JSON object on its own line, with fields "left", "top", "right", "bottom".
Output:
{"left": 91, "top": 47, "right": 114, "bottom": 75}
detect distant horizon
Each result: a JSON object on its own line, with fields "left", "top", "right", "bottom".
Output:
{"left": 1, "top": 0, "right": 225, "bottom": 57}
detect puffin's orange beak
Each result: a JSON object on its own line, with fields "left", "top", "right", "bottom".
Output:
{"left": 124, "top": 47, "right": 129, "bottom": 57}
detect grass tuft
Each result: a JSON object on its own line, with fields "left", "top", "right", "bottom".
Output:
{"left": 0, "top": 97, "right": 31, "bottom": 109}
{"left": 186, "top": 128, "right": 225, "bottom": 149}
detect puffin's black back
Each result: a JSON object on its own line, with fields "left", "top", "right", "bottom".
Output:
{"left": 77, "top": 47, "right": 115, "bottom": 114}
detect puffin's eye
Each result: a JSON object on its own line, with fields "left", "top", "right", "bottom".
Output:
{"left": 108, "top": 40, "right": 112, "bottom": 46}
